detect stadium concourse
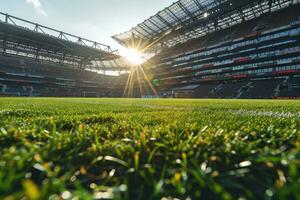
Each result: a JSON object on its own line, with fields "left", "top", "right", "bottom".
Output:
{"left": 0, "top": 0, "right": 300, "bottom": 99}
{"left": 114, "top": 0, "right": 300, "bottom": 99}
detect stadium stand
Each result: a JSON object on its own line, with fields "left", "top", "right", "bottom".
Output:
{"left": 0, "top": 55, "right": 128, "bottom": 97}
{"left": 0, "top": 12, "right": 129, "bottom": 97}
{"left": 114, "top": 0, "right": 300, "bottom": 99}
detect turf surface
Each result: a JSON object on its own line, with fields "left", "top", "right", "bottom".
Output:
{"left": 0, "top": 98, "right": 299, "bottom": 200}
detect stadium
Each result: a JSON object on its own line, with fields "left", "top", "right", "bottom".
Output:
{"left": 114, "top": 0, "right": 300, "bottom": 99}
{"left": 0, "top": 0, "right": 299, "bottom": 200}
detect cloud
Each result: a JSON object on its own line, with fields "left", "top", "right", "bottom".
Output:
{"left": 26, "top": 0, "right": 47, "bottom": 16}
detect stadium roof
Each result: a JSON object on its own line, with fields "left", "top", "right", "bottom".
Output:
{"left": 0, "top": 12, "right": 128, "bottom": 71}
{"left": 113, "top": 0, "right": 300, "bottom": 52}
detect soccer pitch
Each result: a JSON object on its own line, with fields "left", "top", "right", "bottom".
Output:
{"left": 0, "top": 98, "right": 299, "bottom": 200}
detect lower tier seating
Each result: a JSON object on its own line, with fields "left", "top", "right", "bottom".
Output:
{"left": 167, "top": 76, "right": 299, "bottom": 99}
{"left": 0, "top": 55, "right": 127, "bottom": 97}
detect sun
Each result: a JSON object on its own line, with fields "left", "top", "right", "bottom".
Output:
{"left": 121, "top": 48, "right": 145, "bottom": 65}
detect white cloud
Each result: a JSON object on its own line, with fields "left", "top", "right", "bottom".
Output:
{"left": 26, "top": 0, "right": 47, "bottom": 16}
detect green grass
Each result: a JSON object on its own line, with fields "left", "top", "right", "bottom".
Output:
{"left": 0, "top": 98, "right": 299, "bottom": 200}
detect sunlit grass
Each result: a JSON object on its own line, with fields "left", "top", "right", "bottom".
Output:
{"left": 0, "top": 98, "right": 299, "bottom": 200}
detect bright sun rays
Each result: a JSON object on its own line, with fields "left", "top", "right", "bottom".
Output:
{"left": 120, "top": 47, "right": 157, "bottom": 98}
{"left": 121, "top": 48, "right": 145, "bottom": 66}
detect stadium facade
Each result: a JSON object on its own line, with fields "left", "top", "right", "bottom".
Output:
{"left": 114, "top": 0, "right": 300, "bottom": 99}
{"left": 0, "top": 12, "right": 129, "bottom": 97}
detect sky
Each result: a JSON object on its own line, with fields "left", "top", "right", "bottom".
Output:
{"left": 1, "top": 0, "right": 175, "bottom": 52}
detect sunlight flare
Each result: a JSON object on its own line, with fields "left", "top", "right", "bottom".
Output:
{"left": 120, "top": 48, "right": 145, "bottom": 66}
